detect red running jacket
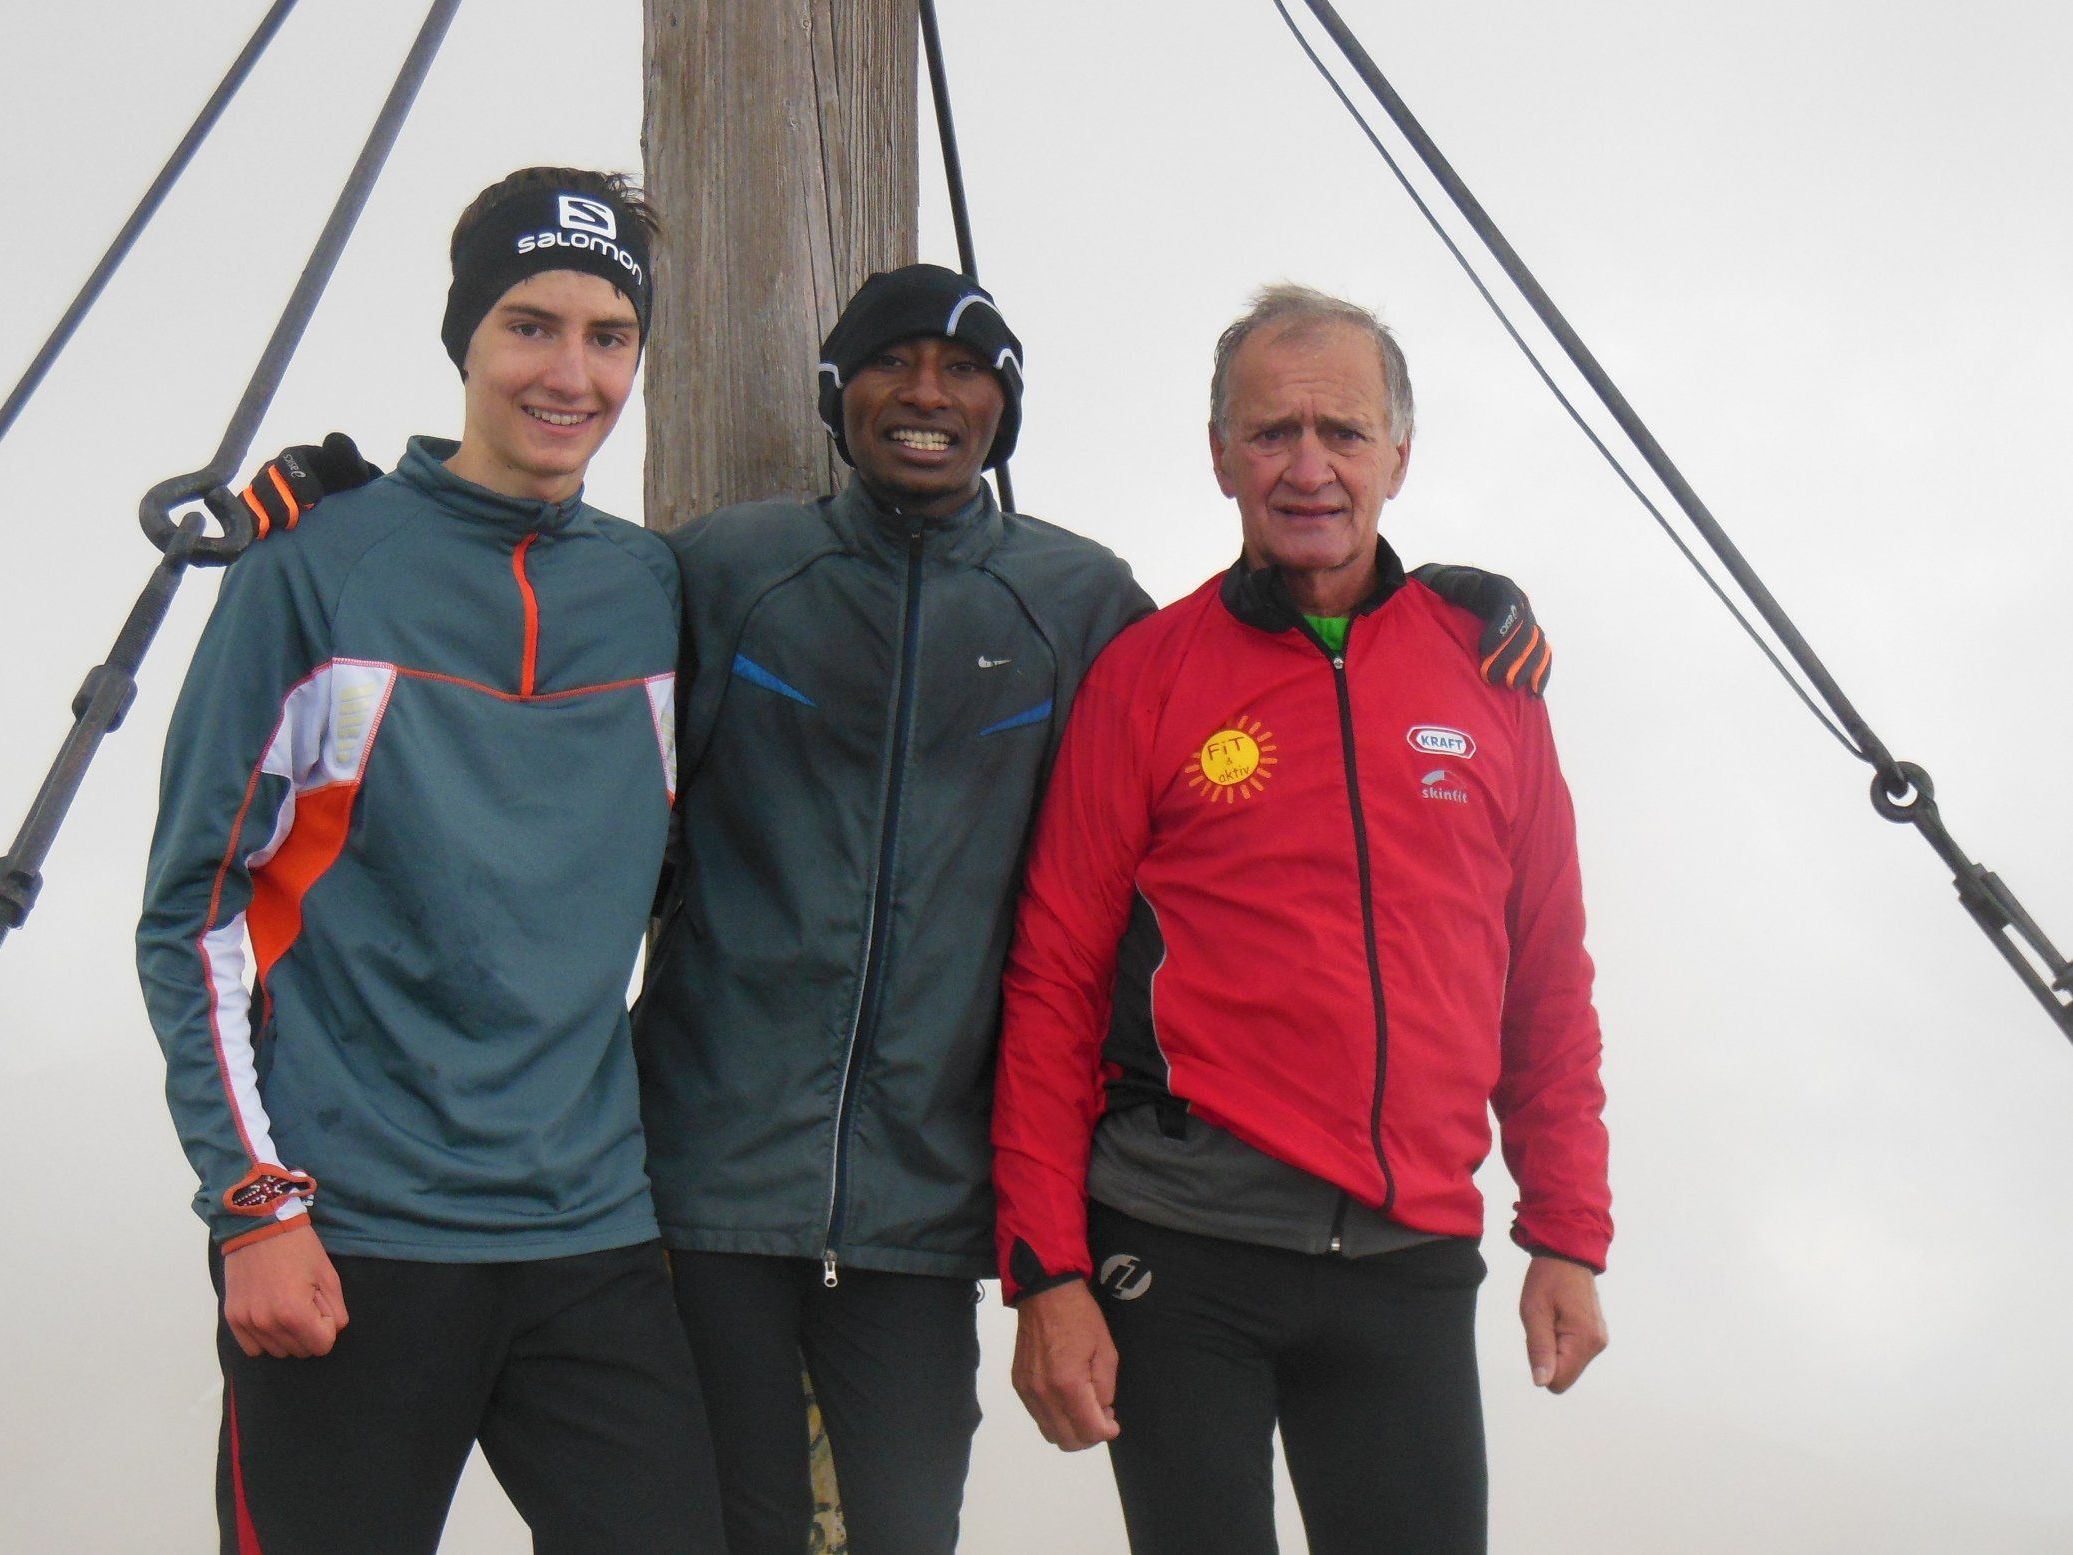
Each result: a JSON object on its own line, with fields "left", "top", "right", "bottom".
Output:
{"left": 993, "top": 546, "right": 1611, "bottom": 1302}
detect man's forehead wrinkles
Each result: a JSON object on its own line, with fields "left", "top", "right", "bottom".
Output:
{"left": 1236, "top": 398, "right": 1380, "bottom": 433}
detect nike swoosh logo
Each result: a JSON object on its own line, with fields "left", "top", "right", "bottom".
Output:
{"left": 977, "top": 655, "right": 1012, "bottom": 669}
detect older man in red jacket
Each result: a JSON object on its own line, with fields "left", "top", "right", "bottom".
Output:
{"left": 992, "top": 283, "right": 1610, "bottom": 1555}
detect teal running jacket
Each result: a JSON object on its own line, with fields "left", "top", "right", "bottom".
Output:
{"left": 138, "top": 438, "right": 679, "bottom": 1259}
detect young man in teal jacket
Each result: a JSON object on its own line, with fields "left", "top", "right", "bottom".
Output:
{"left": 137, "top": 168, "right": 723, "bottom": 1555}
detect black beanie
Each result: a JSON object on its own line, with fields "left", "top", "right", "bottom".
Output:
{"left": 441, "top": 186, "right": 654, "bottom": 372}
{"left": 817, "top": 264, "right": 1024, "bottom": 469}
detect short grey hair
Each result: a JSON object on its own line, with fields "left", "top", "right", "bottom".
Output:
{"left": 1209, "top": 283, "right": 1414, "bottom": 443}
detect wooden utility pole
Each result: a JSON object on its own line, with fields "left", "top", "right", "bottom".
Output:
{"left": 640, "top": 4, "right": 919, "bottom": 1546}
{"left": 642, "top": 0, "right": 919, "bottom": 529}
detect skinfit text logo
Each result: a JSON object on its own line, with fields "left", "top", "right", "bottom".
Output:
{"left": 1420, "top": 768, "right": 1470, "bottom": 806}
{"left": 1407, "top": 724, "right": 1476, "bottom": 760}
{"left": 1098, "top": 1253, "right": 1154, "bottom": 1301}
{"left": 514, "top": 194, "right": 645, "bottom": 285}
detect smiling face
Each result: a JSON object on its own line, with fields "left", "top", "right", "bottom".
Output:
{"left": 841, "top": 334, "right": 1005, "bottom": 518}
{"left": 445, "top": 270, "right": 640, "bottom": 504}
{"left": 1210, "top": 320, "right": 1411, "bottom": 617}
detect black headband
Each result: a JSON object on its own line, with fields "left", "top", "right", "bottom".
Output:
{"left": 440, "top": 187, "right": 653, "bottom": 371}
{"left": 817, "top": 264, "right": 1024, "bottom": 469}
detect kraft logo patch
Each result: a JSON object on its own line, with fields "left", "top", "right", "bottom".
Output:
{"left": 1098, "top": 1253, "right": 1154, "bottom": 1301}
{"left": 557, "top": 194, "right": 618, "bottom": 239}
{"left": 1186, "top": 716, "right": 1277, "bottom": 803}
{"left": 1407, "top": 724, "right": 1476, "bottom": 760}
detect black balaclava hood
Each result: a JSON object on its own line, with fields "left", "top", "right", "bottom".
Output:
{"left": 816, "top": 264, "right": 1024, "bottom": 469}
{"left": 441, "top": 186, "right": 653, "bottom": 372}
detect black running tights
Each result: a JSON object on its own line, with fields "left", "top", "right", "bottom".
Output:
{"left": 1089, "top": 1203, "right": 1489, "bottom": 1555}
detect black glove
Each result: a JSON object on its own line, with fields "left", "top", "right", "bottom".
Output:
{"left": 236, "top": 432, "right": 380, "bottom": 539}
{"left": 1411, "top": 563, "right": 1552, "bottom": 697}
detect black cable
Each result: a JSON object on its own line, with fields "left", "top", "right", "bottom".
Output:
{"left": 919, "top": 0, "right": 978, "bottom": 280}
{"left": 917, "top": 0, "right": 1014, "bottom": 512}
{"left": 0, "top": 0, "right": 463, "bottom": 948}
{"left": 0, "top": 0, "right": 301, "bottom": 449}
{"left": 1270, "top": 0, "right": 1863, "bottom": 760}
{"left": 1273, "top": 0, "right": 2073, "bottom": 1039}
{"left": 1289, "top": 0, "right": 1899, "bottom": 778}
{"left": 141, "top": 0, "right": 465, "bottom": 562}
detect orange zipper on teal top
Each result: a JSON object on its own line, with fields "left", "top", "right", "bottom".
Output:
{"left": 512, "top": 534, "right": 541, "bottom": 696}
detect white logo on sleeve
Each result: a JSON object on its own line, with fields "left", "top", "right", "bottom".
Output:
{"left": 332, "top": 680, "right": 380, "bottom": 768}
{"left": 557, "top": 195, "right": 618, "bottom": 239}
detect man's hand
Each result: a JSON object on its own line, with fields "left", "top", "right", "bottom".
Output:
{"left": 222, "top": 1221, "right": 349, "bottom": 1359}
{"left": 1012, "top": 1280, "right": 1121, "bottom": 1451}
{"left": 1410, "top": 563, "right": 1553, "bottom": 696}
{"left": 237, "top": 432, "right": 380, "bottom": 538}
{"left": 1519, "top": 1255, "right": 1605, "bottom": 1393}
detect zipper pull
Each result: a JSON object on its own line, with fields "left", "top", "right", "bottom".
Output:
{"left": 1332, "top": 655, "right": 1346, "bottom": 671}
{"left": 821, "top": 1250, "right": 840, "bottom": 1288}
{"left": 1328, "top": 1232, "right": 1344, "bottom": 1255}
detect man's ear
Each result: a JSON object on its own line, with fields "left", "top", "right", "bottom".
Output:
{"left": 1385, "top": 436, "right": 1412, "bottom": 500}
{"left": 1208, "top": 421, "right": 1237, "bottom": 498}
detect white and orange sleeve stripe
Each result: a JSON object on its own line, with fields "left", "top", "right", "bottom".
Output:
{"left": 197, "top": 660, "right": 398, "bottom": 1244}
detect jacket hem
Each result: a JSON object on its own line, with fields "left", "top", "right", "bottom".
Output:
{"left": 661, "top": 1224, "right": 990, "bottom": 1280}
{"left": 305, "top": 1214, "right": 660, "bottom": 1264}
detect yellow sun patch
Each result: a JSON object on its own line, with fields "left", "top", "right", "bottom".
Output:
{"left": 1186, "top": 716, "right": 1277, "bottom": 803}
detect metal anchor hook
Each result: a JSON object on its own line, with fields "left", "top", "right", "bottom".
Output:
{"left": 1869, "top": 761, "right": 1934, "bottom": 823}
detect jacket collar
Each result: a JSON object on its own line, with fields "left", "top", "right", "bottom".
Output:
{"left": 395, "top": 436, "right": 589, "bottom": 535}
{"left": 1219, "top": 535, "right": 1409, "bottom": 634}
{"left": 826, "top": 475, "right": 1005, "bottom": 568}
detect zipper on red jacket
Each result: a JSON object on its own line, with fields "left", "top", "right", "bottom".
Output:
{"left": 819, "top": 517, "right": 927, "bottom": 1285}
{"left": 512, "top": 533, "right": 541, "bottom": 696}
{"left": 1304, "top": 625, "right": 1398, "bottom": 1213}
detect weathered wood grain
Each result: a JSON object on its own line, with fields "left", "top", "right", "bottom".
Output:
{"left": 642, "top": 0, "right": 918, "bottom": 528}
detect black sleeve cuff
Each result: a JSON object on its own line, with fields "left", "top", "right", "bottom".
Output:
{"left": 1511, "top": 1228, "right": 1605, "bottom": 1274}
{"left": 1006, "top": 1270, "right": 1086, "bottom": 1306}
{"left": 1007, "top": 1236, "right": 1088, "bottom": 1304}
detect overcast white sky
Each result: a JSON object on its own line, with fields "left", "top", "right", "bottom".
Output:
{"left": 4, "top": 2, "right": 2072, "bottom": 1550}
